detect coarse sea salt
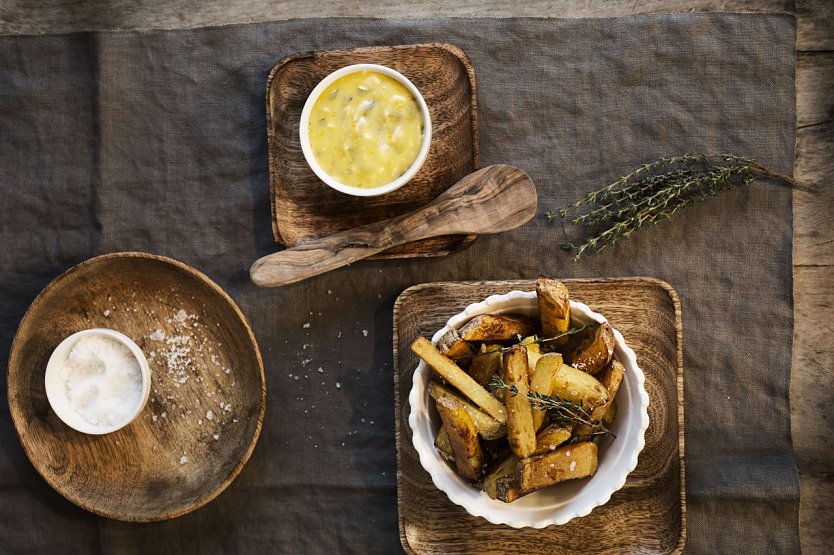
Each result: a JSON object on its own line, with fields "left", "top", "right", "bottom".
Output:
{"left": 59, "top": 335, "right": 143, "bottom": 427}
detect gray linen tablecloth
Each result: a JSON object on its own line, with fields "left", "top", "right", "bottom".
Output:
{"left": 0, "top": 14, "right": 798, "bottom": 553}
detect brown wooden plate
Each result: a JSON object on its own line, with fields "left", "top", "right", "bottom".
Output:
{"left": 7, "top": 252, "right": 266, "bottom": 521}
{"left": 266, "top": 43, "right": 480, "bottom": 259}
{"left": 393, "top": 278, "right": 685, "bottom": 554}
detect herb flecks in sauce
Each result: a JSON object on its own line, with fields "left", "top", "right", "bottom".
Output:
{"left": 309, "top": 71, "right": 424, "bottom": 189}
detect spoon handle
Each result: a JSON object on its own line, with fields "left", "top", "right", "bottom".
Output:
{"left": 250, "top": 165, "right": 536, "bottom": 287}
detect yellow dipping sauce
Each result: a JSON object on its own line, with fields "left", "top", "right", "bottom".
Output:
{"left": 308, "top": 70, "right": 425, "bottom": 189}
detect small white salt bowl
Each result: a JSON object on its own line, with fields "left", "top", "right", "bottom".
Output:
{"left": 299, "top": 63, "right": 432, "bottom": 197}
{"left": 44, "top": 328, "right": 151, "bottom": 435}
{"left": 408, "top": 290, "right": 650, "bottom": 528}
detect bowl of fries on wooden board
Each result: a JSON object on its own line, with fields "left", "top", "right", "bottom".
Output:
{"left": 408, "top": 278, "right": 649, "bottom": 528}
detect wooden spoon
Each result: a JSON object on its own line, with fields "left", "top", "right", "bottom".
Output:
{"left": 250, "top": 164, "right": 537, "bottom": 287}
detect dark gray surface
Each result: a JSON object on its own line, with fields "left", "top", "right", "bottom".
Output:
{"left": 0, "top": 14, "right": 797, "bottom": 554}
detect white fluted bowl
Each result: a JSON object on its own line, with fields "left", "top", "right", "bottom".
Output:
{"left": 408, "top": 290, "right": 649, "bottom": 528}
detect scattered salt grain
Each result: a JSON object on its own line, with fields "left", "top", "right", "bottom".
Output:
{"left": 179, "top": 455, "right": 189, "bottom": 465}
{"left": 206, "top": 410, "right": 214, "bottom": 421}
{"left": 566, "top": 450, "right": 571, "bottom": 457}
{"left": 569, "top": 461, "right": 577, "bottom": 472}
{"left": 362, "top": 330, "right": 368, "bottom": 337}
{"left": 302, "top": 323, "right": 310, "bottom": 329}
{"left": 336, "top": 382, "right": 341, "bottom": 388}
{"left": 103, "top": 309, "right": 111, "bottom": 317}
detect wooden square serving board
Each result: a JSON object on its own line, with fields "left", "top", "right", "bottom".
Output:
{"left": 393, "top": 278, "right": 686, "bottom": 554}
{"left": 266, "top": 43, "right": 480, "bottom": 259}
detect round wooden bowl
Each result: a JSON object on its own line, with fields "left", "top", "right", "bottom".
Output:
{"left": 7, "top": 252, "right": 266, "bottom": 521}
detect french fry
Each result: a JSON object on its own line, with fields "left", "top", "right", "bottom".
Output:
{"left": 502, "top": 345, "right": 536, "bottom": 458}
{"left": 536, "top": 277, "right": 570, "bottom": 348}
{"left": 412, "top": 337, "right": 507, "bottom": 424}
{"left": 517, "top": 441, "right": 598, "bottom": 494}
{"left": 529, "top": 353, "right": 563, "bottom": 430}
{"left": 428, "top": 380, "right": 506, "bottom": 440}
{"left": 435, "top": 396, "right": 484, "bottom": 480}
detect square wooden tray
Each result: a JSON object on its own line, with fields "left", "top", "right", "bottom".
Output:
{"left": 266, "top": 43, "right": 480, "bottom": 259}
{"left": 393, "top": 278, "right": 686, "bottom": 554}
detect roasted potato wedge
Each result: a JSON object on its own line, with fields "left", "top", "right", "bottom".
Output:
{"left": 566, "top": 322, "right": 615, "bottom": 375}
{"left": 435, "top": 425, "right": 454, "bottom": 461}
{"left": 517, "top": 441, "right": 598, "bottom": 495}
{"left": 428, "top": 380, "right": 506, "bottom": 440}
{"left": 533, "top": 423, "right": 573, "bottom": 455}
{"left": 436, "top": 329, "right": 476, "bottom": 368}
{"left": 457, "top": 314, "right": 536, "bottom": 342}
{"left": 574, "top": 359, "right": 624, "bottom": 437}
{"left": 603, "top": 399, "right": 617, "bottom": 426}
{"left": 435, "top": 396, "right": 484, "bottom": 480}
{"left": 550, "top": 363, "right": 609, "bottom": 409}
{"left": 520, "top": 336, "right": 543, "bottom": 369}
{"left": 502, "top": 345, "right": 536, "bottom": 458}
{"left": 529, "top": 353, "right": 563, "bottom": 430}
{"left": 536, "top": 277, "right": 570, "bottom": 348}
{"left": 412, "top": 337, "right": 508, "bottom": 424}
{"left": 484, "top": 453, "right": 520, "bottom": 502}
{"left": 468, "top": 343, "right": 503, "bottom": 386}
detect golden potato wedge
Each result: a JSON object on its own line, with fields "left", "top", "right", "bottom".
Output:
{"left": 533, "top": 423, "right": 573, "bottom": 455}
{"left": 566, "top": 322, "right": 615, "bottom": 375}
{"left": 574, "top": 359, "right": 624, "bottom": 437}
{"left": 468, "top": 343, "right": 502, "bottom": 386}
{"left": 435, "top": 425, "right": 454, "bottom": 461}
{"left": 436, "top": 329, "right": 476, "bottom": 368}
{"left": 603, "top": 399, "right": 617, "bottom": 426}
{"left": 522, "top": 339, "right": 543, "bottom": 369}
{"left": 412, "top": 337, "right": 507, "bottom": 424}
{"left": 483, "top": 453, "right": 520, "bottom": 502}
{"left": 550, "top": 363, "right": 609, "bottom": 409}
{"left": 536, "top": 277, "right": 570, "bottom": 348}
{"left": 502, "top": 345, "right": 536, "bottom": 458}
{"left": 517, "top": 441, "right": 598, "bottom": 494}
{"left": 529, "top": 353, "right": 563, "bottom": 430}
{"left": 435, "top": 396, "right": 484, "bottom": 480}
{"left": 457, "top": 314, "right": 536, "bottom": 342}
{"left": 428, "top": 380, "right": 506, "bottom": 440}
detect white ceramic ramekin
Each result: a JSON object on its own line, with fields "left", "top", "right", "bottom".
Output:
{"left": 44, "top": 328, "right": 151, "bottom": 435}
{"left": 299, "top": 63, "right": 432, "bottom": 197}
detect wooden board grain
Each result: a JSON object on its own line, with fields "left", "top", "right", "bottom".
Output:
{"left": 6, "top": 252, "right": 266, "bottom": 521}
{"left": 267, "top": 43, "right": 480, "bottom": 259}
{"left": 393, "top": 278, "right": 685, "bottom": 554}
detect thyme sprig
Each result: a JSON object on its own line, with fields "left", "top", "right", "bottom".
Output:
{"left": 548, "top": 154, "right": 803, "bottom": 261}
{"left": 489, "top": 377, "right": 614, "bottom": 438}
{"left": 495, "top": 320, "right": 599, "bottom": 353}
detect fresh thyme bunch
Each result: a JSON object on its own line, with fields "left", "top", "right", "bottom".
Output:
{"left": 548, "top": 154, "right": 800, "bottom": 261}
{"left": 489, "top": 377, "right": 613, "bottom": 438}
{"left": 495, "top": 321, "right": 599, "bottom": 353}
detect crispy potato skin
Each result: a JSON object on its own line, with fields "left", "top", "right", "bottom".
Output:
{"left": 412, "top": 337, "right": 507, "bottom": 424}
{"left": 436, "top": 329, "right": 476, "bottom": 368}
{"left": 458, "top": 314, "right": 536, "bottom": 342}
{"left": 566, "top": 322, "right": 615, "bottom": 375}
{"left": 536, "top": 277, "right": 570, "bottom": 348}
{"left": 502, "top": 346, "right": 537, "bottom": 458}
{"left": 435, "top": 397, "right": 484, "bottom": 480}
{"left": 517, "top": 441, "right": 598, "bottom": 494}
